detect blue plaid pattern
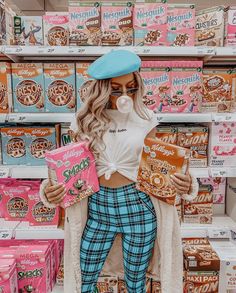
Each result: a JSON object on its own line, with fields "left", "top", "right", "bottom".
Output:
{"left": 80, "top": 183, "right": 157, "bottom": 293}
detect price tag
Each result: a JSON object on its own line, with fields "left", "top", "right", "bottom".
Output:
{"left": 5, "top": 47, "right": 16, "bottom": 54}
{"left": 206, "top": 48, "right": 215, "bottom": 55}
{"left": 210, "top": 168, "right": 227, "bottom": 177}
{"left": 15, "top": 47, "right": 22, "bottom": 53}
{"left": 0, "top": 230, "right": 12, "bottom": 239}
{"left": 212, "top": 114, "right": 236, "bottom": 122}
{"left": 208, "top": 228, "right": 230, "bottom": 239}
{"left": 47, "top": 48, "right": 55, "bottom": 53}
{"left": 156, "top": 115, "right": 163, "bottom": 122}
{"left": 0, "top": 168, "right": 10, "bottom": 178}
{"left": 142, "top": 48, "right": 151, "bottom": 54}
{"left": 77, "top": 48, "right": 86, "bottom": 54}
{"left": 7, "top": 114, "right": 26, "bottom": 122}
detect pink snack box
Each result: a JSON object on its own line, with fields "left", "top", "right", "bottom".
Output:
{"left": 0, "top": 258, "right": 18, "bottom": 293}
{"left": 133, "top": 1, "right": 167, "bottom": 46}
{"left": 45, "top": 142, "right": 99, "bottom": 208}
{"left": 225, "top": 6, "right": 236, "bottom": 47}
{"left": 170, "top": 61, "right": 202, "bottom": 113}
{"left": 199, "top": 177, "right": 226, "bottom": 204}
{"left": 167, "top": 4, "right": 195, "bottom": 46}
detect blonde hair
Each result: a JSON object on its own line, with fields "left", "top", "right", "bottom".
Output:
{"left": 75, "top": 71, "right": 151, "bottom": 157}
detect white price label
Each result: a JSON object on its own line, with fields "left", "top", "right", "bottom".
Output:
{"left": 142, "top": 48, "right": 151, "bottom": 54}
{"left": 0, "top": 168, "right": 10, "bottom": 178}
{"left": 210, "top": 168, "right": 227, "bottom": 177}
{"left": 156, "top": 116, "right": 163, "bottom": 122}
{"left": 77, "top": 48, "right": 86, "bottom": 54}
{"left": 212, "top": 114, "right": 236, "bottom": 122}
{"left": 7, "top": 114, "right": 26, "bottom": 122}
{"left": 0, "top": 230, "right": 12, "bottom": 239}
{"left": 206, "top": 48, "right": 215, "bottom": 54}
{"left": 208, "top": 228, "right": 230, "bottom": 239}
{"left": 47, "top": 48, "right": 55, "bottom": 54}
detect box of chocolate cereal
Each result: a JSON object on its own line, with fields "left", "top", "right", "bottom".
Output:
{"left": 0, "top": 62, "right": 12, "bottom": 113}
{"left": 76, "top": 62, "right": 92, "bottom": 108}
{"left": 184, "top": 271, "right": 219, "bottom": 293}
{"left": 225, "top": 6, "right": 236, "bottom": 47}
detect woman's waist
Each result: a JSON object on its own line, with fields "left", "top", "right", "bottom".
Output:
{"left": 99, "top": 172, "right": 134, "bottom": 188}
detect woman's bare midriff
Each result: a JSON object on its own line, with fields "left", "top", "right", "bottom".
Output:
{"left": 99, "top": 172, "right": 134, "bottom": 188}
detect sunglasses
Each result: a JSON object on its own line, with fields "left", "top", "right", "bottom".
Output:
{"left": 110, "top": 88, "right": 139, "bottom": 97}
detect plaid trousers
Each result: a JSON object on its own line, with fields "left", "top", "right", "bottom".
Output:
{"left": 80, "top": 183, "right": 157, "bottom": 293}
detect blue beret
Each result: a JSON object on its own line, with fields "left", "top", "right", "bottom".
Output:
{"left": 87, "top": 50, "right": 141, "bottom": 80}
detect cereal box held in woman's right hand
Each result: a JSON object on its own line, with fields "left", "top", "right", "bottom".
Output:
{"left": 136, "top": 137, "right": 190, "bottom": 205}
{"left": 45, "top": 142, "right": 99, "bottom": 208}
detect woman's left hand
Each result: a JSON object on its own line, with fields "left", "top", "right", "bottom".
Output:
{"left": 170, "top": 172, "right": 192, "bottom": 196}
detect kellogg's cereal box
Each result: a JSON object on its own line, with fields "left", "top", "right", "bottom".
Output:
{"left": 44, "top": 63, "right": 76, "bottom": 113}
{"left": 225, "top": 6, "right": 236, "bottom": 47}
{"left": 199, "top": 177, "right": 226, "bottom": 204}
{"left": 26, "top": 127, "right": 57, "bottom": 166}
{"left": 118, "top": 278, "right": 151, "bottom": 293}
{"left": 101, "top": 2, "right": 133, "bottom": 46}
{"left": 195, "top": 6, "right": 226, "bottom": 47}
{"left": 60, "top": 124, "right": 75, "bottom": 146}
{"left": 45, "top": 142, "right": 99, "bottom": 209}
{"left": 1, "top": 127, "right": 26, "bottom": 165}
{"left": 184, "top": 271, "right": 219, "bottom": 293}
{"left": 136, "top": 137, "right": 190, "bottom": 206}
{"left": 43, "top": 13, "right": 69, "bottom": 46}
{"left": 171, "top": 61, "right": 202, "bottom": 113}
{"left": 76, "top": 62, "right": 92, "bottom": 108}
{"left": 69, "top": 2, "right": 101, "bottom": 46}
{"left": 183, "top": 184, "right": 213, "bottom": 224}
{"left": 133, "top": 1, "right": 167, "bottom": 46}
{"left": 202, "top": 68, "right": 234, "bottom": 113}
{"left": 14, "top": 16, "right": 43, "bottom": 46}
{"left": 177, "top": 125, "right": 209, "bottom": 168}
{"left": 0, "top": 259, "right": 18, "bottom": 293}
{"left": 0, "top": 62, "right": 12, "bottom": 113}
{"left": 141, "top": 62, "right": 171, "bottom": 112}
{"left": 167, "top": 4, "right": 195, "bottom": 46}
{"left": 11, "top": 63, "right": 44, "bottom": 113}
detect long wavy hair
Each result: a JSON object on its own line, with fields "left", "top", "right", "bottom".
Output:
{"left": 75, "top": 71, "right": 151, "bottom": 158}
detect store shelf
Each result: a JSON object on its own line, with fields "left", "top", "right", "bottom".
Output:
{"left": 181, "top": 216, "right": 236, "bottom": 239}
{"left": 52, "top": 285, "right": 63, "bottom": 293}
{"left": 6, "top": 113, "right": 75, "bottom": 123}
{"left": 0, "top": 219, "right": 20, "bottom": 239}
{"left": 156, "top": 113, "right": 212, "bottom": 123}
{"left": 0, "top": 165, "right": 48, "bottom": 178}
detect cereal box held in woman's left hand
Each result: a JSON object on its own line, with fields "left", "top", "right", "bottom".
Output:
{"left": 45, "top": 142, "right": 99, "bottom": 208}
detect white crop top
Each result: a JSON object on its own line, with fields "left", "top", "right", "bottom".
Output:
{"left": 71, "top": 109, "right": 158, "bottom": 182}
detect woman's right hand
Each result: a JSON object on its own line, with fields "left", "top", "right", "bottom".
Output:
{"left": 44, "top": 182, "right": 66, "bottom": 205}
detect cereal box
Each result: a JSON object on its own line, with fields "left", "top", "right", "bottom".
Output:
{"left": 45, "top": 142, "right": 99, "bottom": 209}
{"left": 61, "top": 124, "right": 75, "bottom": 146}
{"left": 14, "top": 16, "right": 43, "bottom": 46}
{"left": 69, "top": 2, "right": 101, "bottom": 46}
{"left": 136, "top": 137, "right": 190, "bottom": 206}
{"left": 152, "top": 124, "right": 178, "bottom": 145}
{"left": 118, "top": 278, "right": 151, "bottom": 293}
{"left": 11, "top": 63, "right": 44, "bottom": 113}
{"left": 171, "top": 61, "right": 203, "bottom": 113}
{"left": 140, "top": 65, "right": 171, "bottom": 112}
{"left": 177, "top": 125, "right": 209, "bottom": 168}
{"left": 76, "top": 62, "right": 92, "bottom": 108}
{"left": 43, "top": 13, "right": 69, "bottom": 46}
{"left": 1, "top": 127, "right": 26, "bottom": 165}
{"left": 218, "top": 254, "right": 236, "bottom": 292}
{"left": 225, "top": 6, "right": 236, "bottom": 47}
{"left": 133, "top": 1, "right": 167, "bottom": 46}
{"left": 195, "top": 6, "right": 226, "bottom": 47}
{"left": 152, "top": 280, "right": 161, "bottom": 293}
{"left": 2, "top": 185, "right": 30, "bottom": 221}
{"left": 184, "top": 271, "right": 219, "bottom": 292}
{"left": 167, "top": 4, "right": 195, "bottom": 46}
{"left": 101, "top": 2, "right": 133, "bottom": 46}
{"left": 0, "top": 259, "right": 18, "bottom": 293}
{"left": 199, "top": 177, "right": 226, "bottom": 204}
{"left": 28, "top": 188, "right": 59, "bottom": 226}
{"left": 0, "top": 3, "right": 15, "bottom": 45}
{"left": 0, "top": 62, "right": 12, "bottom": 113}
{"left": 183, "top": 184, "right": 213, "bottom": 224}
{"left": 96, "top": 276, "right": 118, "bottom": 292}
{"left": 209, "top": 122, "right": 236, "bottom": 167}
{"left": 26, "top": 127, "right": 57, "bottom": 166}
{"left": 44, "top": 63, "right": 76, "bottom": 113}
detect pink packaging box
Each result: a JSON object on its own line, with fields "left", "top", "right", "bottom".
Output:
{"left": 167, "top": 4, "right": 195, "bottom": 46}
{"left": 140, "top": 62, "right": 171, "bottom": 112}
{"left": 199, "top": 177, "right": 226, "bottom": 204}
{"left": 209, "top": 122, "right": 236, "bottom": 167}
{"left": 133, "top": 2, "right": 167, "bottom": 46}
{"left": 101, "top": 3, "right": 133, "bottom": 46}
{"left": 0, "top": 258, "right": 18, "bottom": 293}
{"left": 225, "top": 6, "right": 236, "bottom": 47}
{"left": 45, "top": 142, "right": 99, "bottom": 208}
{"left": 170, "top": 61, "right": 202, "bottom": 112}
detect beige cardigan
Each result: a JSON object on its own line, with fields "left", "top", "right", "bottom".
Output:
{"left": 40, "top": 176, "right": 198, "bottom": 293}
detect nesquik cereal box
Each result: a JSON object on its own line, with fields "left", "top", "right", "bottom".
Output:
{"left": 76, "top": 62, "right": 92, "bottom": 108}
{"left": 177, "top": 125, "right": 209, "bottom": 168}
{"left": 199, "top": 177, "right": 226, "bottom": 204}
{"left": 152, "top": 280, "right": 161, "bottom": 293}
{"left": 25, "top": 127, "right": 57, "bottom": 166}
{"left": 69, "top": 2, "right": 101, "bottom": 46}
{"left": 44, "top": 63, "right": 76, "bottom": 113}
{"left": 167, "top": 4, "right": 195, "bottom": 46}
{"left": 136, "top": 137, "right": 190, "bottom": 206}
{"left": 0, "top": 62, "right": 12, "bottom": 113}
{"left": 118, "top": 278, "right": 151, "bottom": 293}
{"left": 195, "top": 6, "right": 226, "bottom": 47}
{"left": 184, "top": 271, "right": 219, "bottom": 293}
{"left": 11, "top": 63, "right": 44, "bottom": 113}
{"left": 101, "top": 2, "right": 133, "bottom": 46}
{"left": 225, "top": 6, "right": 236, "bottom": 47}
{"left": 171, "top": 61, "right": 203, "bottom": 113}
{"left": 141, "top": 62, "right": 171, "bottom": 112}
{"left": 202, "top": 68, "right": 234, "bottom": 113}
{"left": 133, "top": 1, "right": 167, "bottom": 46}
{"left": 183, "top": 184, "right": 213, "bottom": 224}
{"left": 45, "top": 142, "right": 99, "bottom": 209}
{"left": 61, "top": 124, "right": 75, "bottom": 146}
{"left": 1, "top": 127, "right": 26, "bottom": 165}
{"left": 96, "top": 276, "right": 118, "bottom": 293}
{"left": 0, "top": 259, "right": 18, "bottom": 293}
{"left": 14, "top": 16, "right": 43, "bottom": 46}
{"left": 43, "top": 13, "right": 69, "bottom": 46}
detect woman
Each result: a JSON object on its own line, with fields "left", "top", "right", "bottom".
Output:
{"left": 40, "top": 50, "right": 199, "bottom": 293}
